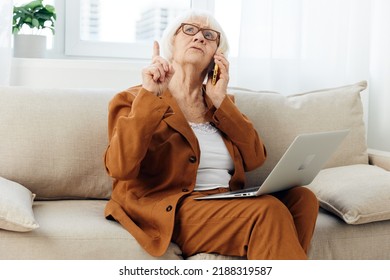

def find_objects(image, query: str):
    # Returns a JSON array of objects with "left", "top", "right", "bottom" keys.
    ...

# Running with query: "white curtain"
[
  {"left": 219, "top": 0, "right": 370, "bottom": 93},
  {"left": 0, "top": 0, "right": 13, "bottom": 86},
  {"left": 216, "top": 0, "right": 390, "bottom": 151},
  {"left": 367, "top": 0, "right": 390, "bottom": 151}
]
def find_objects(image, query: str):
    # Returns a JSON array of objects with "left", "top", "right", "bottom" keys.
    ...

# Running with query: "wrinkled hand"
[
  {"left": 142, "top": 41, "right": 175, "bottom": 95},
  {"left": 205, "top": 50, "right": 230, "bottom": 108}
]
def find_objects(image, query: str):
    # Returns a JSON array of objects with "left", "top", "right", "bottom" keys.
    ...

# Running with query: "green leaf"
[
  {"left": 12, "top": 27, "right": 20, "bottom": 35},
  {"left": 45, "top": 5, "right": 55, "bottom": 13},
  {"left": 32, "top": 18, "right": 39, "bottom": 27},
  {"left": 25, "top": 0, "right": 43, "bottom": 10},
  {"left": 35, "top": 12, "right": 52, "bottom": 20}
]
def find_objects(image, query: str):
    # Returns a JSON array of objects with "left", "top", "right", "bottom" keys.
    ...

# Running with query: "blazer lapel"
[
  {"left": 203, "top": 92, "right": 236, "bottom": 164},
  {"left": 161, "top": 90, "right": 200, "bottom": 155}
]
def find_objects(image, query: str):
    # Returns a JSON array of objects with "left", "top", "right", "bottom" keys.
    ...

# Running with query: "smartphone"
[{"left": 211, "top": 63, "right": 219, "bottom": 85}]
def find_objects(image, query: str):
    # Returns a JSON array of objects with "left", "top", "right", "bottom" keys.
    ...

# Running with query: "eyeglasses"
[{"left": 176, "top": 23, "right": 220, "bottom": 45}]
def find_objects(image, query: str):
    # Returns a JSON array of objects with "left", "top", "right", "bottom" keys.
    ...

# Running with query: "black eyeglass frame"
[{"left": 175, "top": 23, "right": 221, "bottom": 46}]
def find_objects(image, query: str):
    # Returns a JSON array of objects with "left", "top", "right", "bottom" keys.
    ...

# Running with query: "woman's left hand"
[{"left": 205, "top": 50, "right": 230, "bottom": 108}]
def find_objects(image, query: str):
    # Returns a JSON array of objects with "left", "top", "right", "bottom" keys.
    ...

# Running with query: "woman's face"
[{"left": 171, "top": 18, "right": 219, "bottom": 72}]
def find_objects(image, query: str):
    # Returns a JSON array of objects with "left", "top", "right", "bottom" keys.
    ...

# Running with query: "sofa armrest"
[{"left": 368, "top": 148, "right": 390, "bottom": 171}]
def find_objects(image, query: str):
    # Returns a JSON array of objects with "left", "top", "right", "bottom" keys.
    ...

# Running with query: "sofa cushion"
[
  {"left": 232, "top": 81, "right": 368, "bottom": 187},
  {"left": 0, "top": 200, "right": 182, "bottom": 259},
  {"left": 0, "top": 87, "right": 116, "bottom": 199},
  {"left": 308, "top": 164, "right": 390, "bottom": 224},
  {"left": 0, "top": 177, "right": 39, "bottom": 232}
]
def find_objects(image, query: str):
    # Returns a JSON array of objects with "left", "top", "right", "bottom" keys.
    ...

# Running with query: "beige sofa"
[{"left": 1, "top": 81, "right": 390, "bottom": 260}]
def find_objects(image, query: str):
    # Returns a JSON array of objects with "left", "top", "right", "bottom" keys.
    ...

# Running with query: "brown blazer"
[{"left": 104, "top": 85, "right": 267, "bottom": 257}]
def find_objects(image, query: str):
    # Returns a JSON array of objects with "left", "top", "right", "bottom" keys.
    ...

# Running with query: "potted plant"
[{"left": 13, "top": 0, "right": 56, "bottom": 58}]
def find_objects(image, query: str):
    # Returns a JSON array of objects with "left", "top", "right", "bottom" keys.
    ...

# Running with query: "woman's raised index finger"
[{"left": 153, "top": 41, "right": 160, "bottom": 58}]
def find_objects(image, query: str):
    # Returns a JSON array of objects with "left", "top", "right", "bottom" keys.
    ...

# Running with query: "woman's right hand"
[{"left": 142, "top": 41, "right": 175, "bottom": 95}]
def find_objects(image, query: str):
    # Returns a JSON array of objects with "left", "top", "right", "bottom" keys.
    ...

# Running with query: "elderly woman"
[{"left": 104, "top": 10, "right": 318, "bottom": 260}]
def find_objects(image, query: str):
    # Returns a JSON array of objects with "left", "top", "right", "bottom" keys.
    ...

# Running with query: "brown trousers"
[{"left": 172, "top": 186, "right": 319, "bottom": 260}]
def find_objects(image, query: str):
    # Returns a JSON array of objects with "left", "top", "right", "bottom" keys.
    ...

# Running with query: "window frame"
[{"left": 64, "top": 0, "right": 215, "bottom": 59}]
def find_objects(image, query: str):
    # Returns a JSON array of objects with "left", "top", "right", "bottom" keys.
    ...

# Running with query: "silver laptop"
[{"left": 195, "top": 129, "right": 349, "bottom": 200}]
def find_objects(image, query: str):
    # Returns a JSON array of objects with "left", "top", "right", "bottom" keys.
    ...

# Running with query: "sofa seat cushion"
[
  {"left": 308, "top": 164, "right": 390, "bottom": 224},
  {"left": 0, "top": 200, "right": 182, "bottom": 260},
  {"left": 187, "top": 209, "right": 390, "bottom": 260},
  {"left": 308, "top": 209, "right": 390, "bottom": 259}
]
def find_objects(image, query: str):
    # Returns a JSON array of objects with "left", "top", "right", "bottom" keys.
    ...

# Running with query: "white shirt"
[{"left": 190, "top": 122, "right": 234, "bottom": 191}]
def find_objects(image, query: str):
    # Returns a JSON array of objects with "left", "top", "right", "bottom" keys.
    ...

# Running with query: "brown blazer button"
[
  {"left": 166, "top": 205, "right": 173, "bottom": 212},
  {"left": 189, "top": 156, "right": 197, "bottom": 163},
  {"left": 182, "top": 188, "right": 189, "bottom": 192}
]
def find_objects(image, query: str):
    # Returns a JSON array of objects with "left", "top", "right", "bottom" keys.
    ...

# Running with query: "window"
[
  {"left": 64, "top": 0, "right": 225, "bottom": 59},
  {"left": 14, "top": 0, "right": 242, "bottom": 60},
  {"left": 65, "top": 0, "right": 193, "bottom": 59}
]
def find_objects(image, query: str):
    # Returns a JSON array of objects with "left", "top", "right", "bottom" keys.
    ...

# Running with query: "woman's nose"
[{"left": 193, "top": 32, "right": 206, "bottom": 43}]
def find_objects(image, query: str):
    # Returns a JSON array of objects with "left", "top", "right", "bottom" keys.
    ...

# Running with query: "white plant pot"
[{"left": 13, "top": 34, "right": 47, "bottom": 58}]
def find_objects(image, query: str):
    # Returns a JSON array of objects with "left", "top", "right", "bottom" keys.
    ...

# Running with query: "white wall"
[
  {"left": 10, "top": 57, "right": 241, "bottom": 89},
  {"left": 10, "top": 58, "right": 147, "bottom": 90}
]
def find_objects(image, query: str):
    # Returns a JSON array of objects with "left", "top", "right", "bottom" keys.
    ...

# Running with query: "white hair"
[{"left": 160, "top": 9, "right": 229, "bottom": 62}]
